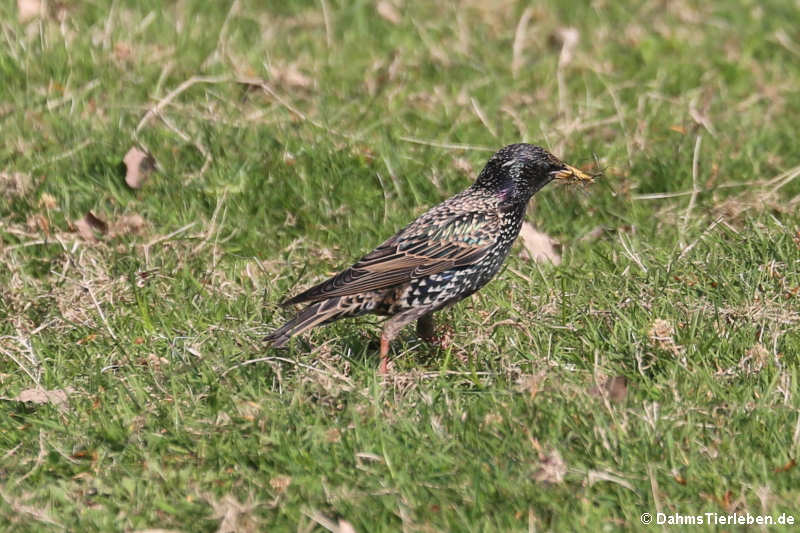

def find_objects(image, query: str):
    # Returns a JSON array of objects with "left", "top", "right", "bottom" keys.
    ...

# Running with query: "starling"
[{"left": 266, "top": 143, "right": 593, "bottom": 372}]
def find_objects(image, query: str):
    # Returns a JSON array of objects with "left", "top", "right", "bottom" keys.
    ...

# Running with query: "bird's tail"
[{"left": 264, "top": 297, "right": 347, "bottom": 348}]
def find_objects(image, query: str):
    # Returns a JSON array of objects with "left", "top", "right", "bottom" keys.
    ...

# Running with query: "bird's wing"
[{"left": 281, "top": 210, "right": 499, "bottom": 306}]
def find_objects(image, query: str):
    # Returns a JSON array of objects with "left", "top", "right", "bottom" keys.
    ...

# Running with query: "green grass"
[{"left": 1, "top": 0, "right": 800, "bottom": 531}]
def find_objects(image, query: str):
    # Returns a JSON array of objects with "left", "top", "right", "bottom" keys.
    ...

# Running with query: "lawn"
[{"left": 1, "top": 0, "right": 799, "bottom": 531}]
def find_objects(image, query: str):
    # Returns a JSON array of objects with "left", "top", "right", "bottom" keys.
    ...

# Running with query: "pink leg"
[
  {"left": 379, "top": 335, "right": 390, "bottom": 374},
  {"left": 379, "top": 307, "right": 433, "bottom": 373}
]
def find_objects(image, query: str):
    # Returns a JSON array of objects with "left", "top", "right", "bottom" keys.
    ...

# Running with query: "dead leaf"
[
  {"left": 744, "top": 343, "right": 770, "bottom": 373},
  {"left": 270, "top": 63, "right": 313, "bottom": 89},
  {"left": 39, "top": 193, "right": 57, "bottom": 209},
  {"left": 325, "top": 428, "right": 342, "bottom": 443},
  {"left": 74, "top": 211, "right": 108, "bottom": 241},
  {"left": 0, "top": 171, "right": 31, "bottom": 197},
  {"left": 376, "top": 1, "right": 402, "bottom": 24},
  {"left": 516, "top": 371, "right": 546, "bottom": 400},
  {"left": 207, "top": 493, "right": 258, "bottom": 533},
  {"left": 452, "top": 157, "right": 473, "bottom": 175},
  {"left": 532, "top": 448, "right": 566, "bottom": 484},
  {"left": 588, "top": 375, "right": 627, "bottom": 403},
  {"left": 606, "top": 375, "right": 628, "bottom": 402},
  {"left": 269, "top": 475, "right": 291, "bottom": 493},
  {"left": 519, "top": 222, "right": 561, "bottom": 265},
  {"left": 123, "top": 146, "right": 156, "bottom": 189},
  {"left": 774, "top": 458, "right": 796, "bottom": 473},
  {"left": 338, "top": 520, "right": 357, "bottom": 533},
  {"left": 110, "top": 213, "right": 146, "bottom": 237},
  {"left": 579, "top": 226, "right": 605, "bottom": 242},
  {"left": 26, "top": 213, "right": 49, "bottom": 235},
  {"left": 4, "top": 387, "right": 74, "bottom": 411},
  {"left": 649, "top": 318, "right": 685, "bottom": 357},
  {"left": 555, "top": 27, "right": 580, "bottom": 68},
  {"left": 17, "top": 0, "right": 44, "bottom": 22},
  {"left": 671, "top": 468, "right": 687, "bottom": 485}
]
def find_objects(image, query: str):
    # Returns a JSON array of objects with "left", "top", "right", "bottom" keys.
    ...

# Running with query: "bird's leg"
[
  {"left": 416, "top": 311, "right": 452, "bottom": 350},
  {"left": 416, "top": 312, "right": 436, "bottom": 341},
  {"left": 379, "top": 307, "right": 432, "bottom": 373},
  {"left": 379, "top": 334, "right": 390, "bottom": 374}
]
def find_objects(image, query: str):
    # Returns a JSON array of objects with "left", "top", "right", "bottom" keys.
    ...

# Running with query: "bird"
[{"left": 266, "top": 143, "right": 593, "bottom": 373}]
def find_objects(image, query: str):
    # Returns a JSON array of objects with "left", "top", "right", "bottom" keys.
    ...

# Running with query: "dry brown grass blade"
[{"left": 511, "top": 7, "right": 534, "bottom": 79}]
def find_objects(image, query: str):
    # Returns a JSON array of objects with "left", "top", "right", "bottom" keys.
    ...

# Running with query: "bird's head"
[{"left": 474, "top": 143, "right": 593, "bottom": 204}]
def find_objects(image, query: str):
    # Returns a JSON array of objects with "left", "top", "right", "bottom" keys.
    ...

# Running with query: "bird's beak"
[{"left": 551, "top": 163, "right": 594, "bottom": 183}]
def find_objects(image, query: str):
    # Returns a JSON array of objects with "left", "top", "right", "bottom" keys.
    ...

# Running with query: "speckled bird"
[{"left": 266, "top": 143, "right": 593, "bottom": 372}]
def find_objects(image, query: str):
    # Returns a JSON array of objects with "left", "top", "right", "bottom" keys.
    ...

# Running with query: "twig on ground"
[
  {"left": 396, "top": 136, "right": 494, "bottom": 151},
  {"left": 618, "top": 234, "right": 647, "bottom": 273},
  {"left": 221, "top": 355, "right": 341, "bottom": 379},
  {"left": 470, "top": 97, "right": 497, "bottom": 138},
  {"left": 30, "top": 138, "right": 94, "bottom": 171},
  {"left": 134, "top": 74, "right": 231, "bottom": 138},
  {"left": 45, "top": 80, "right": 100, "bottom": 111},
  {"left": 0, "top": 336, "right": 40, "bottom": 385},
  {"left": 83, "top": 283, "right": 117, "bottom": 341},
  {"left": 679, "top": 134, "right": 703, "bottom": 247},
  {"left": 0, "top": 487, "right": 64, "bottom": 529},
  {"left": 678, "top": 215, "right": 723, "bottom": 261},
  {"left": 159, "top": 113, "right": 213, "bottom": 178}
]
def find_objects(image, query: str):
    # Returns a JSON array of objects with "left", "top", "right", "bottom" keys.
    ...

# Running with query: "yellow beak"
[{"left": 552, "top": 163, "right": 594, "bottom": 183}]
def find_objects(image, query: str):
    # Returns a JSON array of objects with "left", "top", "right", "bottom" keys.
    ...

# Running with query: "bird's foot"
[
  {"left": 419, "top": 324, "right": 455, "bottom": 351},
  {"left": 379, "top": 335, "right": 391, "bottom": 374}
]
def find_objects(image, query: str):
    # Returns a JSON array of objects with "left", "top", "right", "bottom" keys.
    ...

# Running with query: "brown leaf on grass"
[
  {"left": 579, "top": 226, "right": 605, "bottom": 242},
  {"left": 717, "top": 343, "right": 772, "bottom": 378},
  {"left": 649, "top": 318, "right": 685, "bottom": 357},
  {"left": 532, "top": 448, "right": 566, "bottom": 484},
  {"left": 39, "top": 193, "right": 57, "bottom": 210},
  {"left": 110, "top": 213, "right": 147, "bottom": 237},
  {"left": 516, "top": 371, "right": 546, "bottom": 400},
  {"left": 376, "top": 1, "right": 402, "bottom": 24},
  {"left": 451, "top": 157, "right": 473, "bottom": 175},
  {"left": 17, "top": 0, "right": 44, "bottom": 22},
  {"left": 774, "top": 458, "right": 796, "bottom": 473},
  {"left": 4, "top": 387, "right": 74, "bottom": 411},
  {"left": 605, "top": 375, "right": 628, "bottom": 402},
  {"left": 588, "top": 375, "right": 628, "bottom": 403},
  {"left": 338, "top": 520, "right": 357, "bottom": 533},
  {"left": 555, "top": 27, "right": 580, "bottom": 68},
  {"left": 207, "top": 493, "right": 258, "bottom": 533},
  {"left": 0, "top": 171, "right": 31, "bottom": 197},
  {"left": 269, "top": 63, "right": 314, "bottom": 89},
  {"left": 519, "top": 222, "right": 561, "bottom": 265},
  {"left": 123, "top": 146, "right": 156, "bottom": 189},
  {"left": 74, "top": 211, "right": 108, "bottom": 241},
  {"left": 268, "top": 475, "right": 291, "bottom": 494},
  {"left": 26, "top": 213, "right": 49, "bottom": 235}
]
